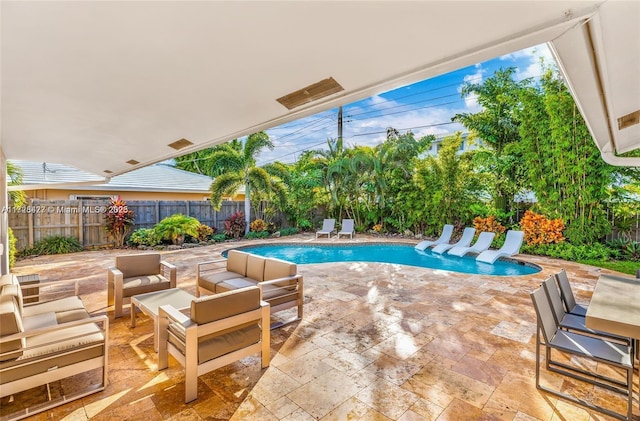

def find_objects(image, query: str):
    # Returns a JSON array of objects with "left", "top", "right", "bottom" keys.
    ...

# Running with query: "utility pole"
[{"left": 338, "top": 106, "right": 343, "bottom": 140}]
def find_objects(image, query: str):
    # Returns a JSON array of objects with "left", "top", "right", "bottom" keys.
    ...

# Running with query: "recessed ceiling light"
[
  {"left": 126, "top": 159, "right": 140, "bottom": 165},
  {"left": 618, "top": 110, "right": 640, "bottom": 130},
  {"left": 104, "top": 170, "right": 113, "bottom": 174},
  {"left": 277, "top": 77, "right": 344, "bottom": 110},
  {"left": 168, "top": 138, "right": 194, "bottom": 150}
]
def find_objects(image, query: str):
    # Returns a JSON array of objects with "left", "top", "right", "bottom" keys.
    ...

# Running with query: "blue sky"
[{"left": 256, "top": 43, "right": 553, "bottom": 166}]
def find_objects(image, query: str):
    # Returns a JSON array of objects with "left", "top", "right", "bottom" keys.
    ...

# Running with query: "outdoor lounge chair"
[
  {"left": 554, "top": 269, "right": 588, "bottom": 316},
  {"left": 530, "top": 286, "right": 634, "bottom": 420},
  {"left": 337, "top": 219, "right": 355, "bottom": 239},
  {"left": 157, "top": 286, "right": 270, "bottom": 403},
  {"left": 316, "top": 219, "right": 335, "bottom": 238},
  {"left": 415, "top": 224, "right": 454, "bottom": 251},
  {"left": 447, "top": 231, "right": 495, "bottom": 257},
  {"left": 475, "top": 230, "right": 524, "bottom": 264},
  {"left": 432, "top": 227, "right": 475, "bottom": 254}
]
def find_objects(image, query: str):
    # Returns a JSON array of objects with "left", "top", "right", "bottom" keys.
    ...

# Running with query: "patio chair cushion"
[
  {"left": 168, "top": 322, "right": 260, "bottom": 364},
  {"left": 264, "top": 258, "right": 297, "bottom": 285},
  {"left": 191, "top": 287, "right": 261, "bottom": 324},
  {"left": 0, "top": 295, "right": 24, "bottom": 361},
  {"left": 0, "top": 322, "right": 105, "bottom": 384},
  {"left": 116, "top": 254, "right": 161, "bottom": 278},
  {"left": 246, "top": 255, "right": 266, "bottom": 282},
  {"left": 226, "top": 250, "right": 248, "bottom": 276},
  {"left": 121, "top": 274, "right": 172, "bottom": 298},
  {"left": 215, "top": 278, "right": 257, "bottom": 293},
  {"left": 198, "top": 271, "right": 247, "bottom": 293},
  {"left": 22, "top": 296, "right": 89, "bottom": 323}
]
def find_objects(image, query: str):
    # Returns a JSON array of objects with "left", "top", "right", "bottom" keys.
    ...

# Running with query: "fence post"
[
  {"left": 186, "top": 200, "right": 190, "bottom": 217},
  {"left": 78, "top": 200, "right": 84, "bottom": 246},
  {"left": 27, "top": 211, "right": 34, "bottom": 249},
  {"left": 155, "top": 202, "right": 160, "bottom": 224}
]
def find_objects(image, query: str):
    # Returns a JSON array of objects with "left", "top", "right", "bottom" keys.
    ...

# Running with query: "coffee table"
[{"left": 131, "top": 288, "right": 196, "bottom": 352}]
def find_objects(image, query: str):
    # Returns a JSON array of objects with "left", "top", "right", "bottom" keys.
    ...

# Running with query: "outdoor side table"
[{"left": 131, "top": 288, "right": 196, "bottom": 352}]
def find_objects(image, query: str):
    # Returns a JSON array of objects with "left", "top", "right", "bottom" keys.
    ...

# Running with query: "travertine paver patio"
[{"left": 2, "top": 234, "right": 638, "bottom": 420}]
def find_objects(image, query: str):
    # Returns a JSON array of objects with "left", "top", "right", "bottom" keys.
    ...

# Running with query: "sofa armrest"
[
  {"left": 107, "top": 267, "right": 123, "bottom": 306},
  {"left": 196, "top": 258, "right": 227, "bottom": 275},
  {"left": 0, "top": 314, "right": 108, "bottom": 358},
  {"left": 160, "top": 261, "right": 177, "bottom": 288},
  {"left": 259, "top": 274, "right": 303, "bottom": 287},
  {"left": 20, "top": 277, "right": 84, "bottom": 304}
]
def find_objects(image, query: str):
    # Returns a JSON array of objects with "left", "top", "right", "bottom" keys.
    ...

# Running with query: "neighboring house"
[
  {"left": 424, "top": 132, "right": 484, "bottom": 157},
  {"left": 11, "top": 160, "right": 221, "bottom": 201}
]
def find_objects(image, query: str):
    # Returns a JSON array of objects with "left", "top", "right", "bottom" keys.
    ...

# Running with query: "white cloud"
[{"left": 458, "top": 64, "right": 484, "bottom": 111}]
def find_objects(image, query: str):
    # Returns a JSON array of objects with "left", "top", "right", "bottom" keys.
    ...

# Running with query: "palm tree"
[
  {"left": 7, "top": 161, "right": 27, "bottom": 207},
  {"left": 209, "top": 132, "right": 285, "bottom": 234}
]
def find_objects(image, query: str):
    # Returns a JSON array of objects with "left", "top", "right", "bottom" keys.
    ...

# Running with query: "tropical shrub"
[
  {"left": 128, "top": 228, "right": 161, "bottom": 247},
  {"left": 250, "top": 219, "right": 267, "bottom": 232},
  {"left": 211, "top": 233, "right": 227, "bottom": 242},
  {"left": 519, "top": 210, "right": 565, "bottom": 245},
  {"left": 155, "top": 214, "right": 200, "bottom": 245},
  {"left": 8, "top": 228, "right": 17, "bottom": 269},
  {"left": 245, "top": 231, "right": 269, "bottom": 239},
  {"left": 279, "top": 227, "right": 299, "bottom": 236},
  {"left": 224, "top": 211, "right": 246, "bottom": 239},
  {"left": 196, "top": 224, "right": 215, "bottom": 242},
  {"left": 521, "top": 241, "right": 612, "bottom": 261},
  {"left": 473, "top": 216, "right": 506, "bottom": 237},
  {"left": 21, "top": 236, "right": 83, "bottom": 256},
  {"left": 104, "top": 197, "right": 135, "bottom": 247}
]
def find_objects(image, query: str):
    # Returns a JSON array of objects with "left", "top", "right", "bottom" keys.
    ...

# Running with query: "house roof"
[
  {"left": 11, "top": 160, "right": 213, "bottom": 194},
  {"left": 1, "top": 1, "right": 638, "bottom": 174}
]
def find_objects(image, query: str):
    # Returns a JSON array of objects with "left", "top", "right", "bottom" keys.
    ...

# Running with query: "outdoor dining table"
[{"left": 585, "top": 272, "right": 640, "bottom": 409}]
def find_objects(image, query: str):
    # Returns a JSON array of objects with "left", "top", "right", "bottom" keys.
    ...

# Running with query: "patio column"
[{"left": 0, "top": 147, "right": 8, "bottom": 275}]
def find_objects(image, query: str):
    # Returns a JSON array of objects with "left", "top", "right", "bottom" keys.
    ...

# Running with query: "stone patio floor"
[{"left": 2, "top": 233, "right": 638, "bottom": 420}]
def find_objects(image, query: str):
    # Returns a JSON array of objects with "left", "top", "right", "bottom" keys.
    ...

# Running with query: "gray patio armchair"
[
  {"left": 157, "top": 286, "right": 270, "bottom": 403},
  {"left": 107, "top": 253, "right": 176, "bottom": 318},
  {"left": 554, "top": 269, "right": 588, "bottom": 316},
  {"left": 541, "top": 277, "right": 630, "bottom": 345},
  {"left": 530, "top": 286, "right": 634, "bottom": 420}
]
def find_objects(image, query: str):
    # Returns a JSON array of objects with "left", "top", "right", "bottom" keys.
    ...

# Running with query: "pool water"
[{"left": 230, "top": 243, "right": 540, "bottom": 276}]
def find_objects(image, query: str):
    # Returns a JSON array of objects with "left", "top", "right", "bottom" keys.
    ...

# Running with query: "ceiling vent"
[
  {"left": 168, "top": 138, "right": 194, "bottom": 150},
  {"left": 126, "top": 159, "right": 140, "bottom": 165},
  {"left": 617, "top": 110, "right": 640, "bottom": 130},
  {"left": 277, "top": 77, "right": 344, "bottom": 110},
  {"left": 103, "top": 169, "right": 113, "bottom": 174}
]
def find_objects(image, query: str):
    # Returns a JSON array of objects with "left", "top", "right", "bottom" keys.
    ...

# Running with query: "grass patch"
[{"left": 577, "top": 259, "right": 639, "bottom": 276}]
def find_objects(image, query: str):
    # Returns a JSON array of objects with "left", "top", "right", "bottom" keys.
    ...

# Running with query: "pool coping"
[{"left": 226, "top": 241, "right": 543, "bottom": 274}]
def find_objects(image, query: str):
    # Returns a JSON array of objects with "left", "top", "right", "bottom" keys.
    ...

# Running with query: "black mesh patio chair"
[
  {"left": 541, "top": 277, "right": 631, "bottom": 345},
  {"left": 554, "top": 269, "right": 588, "bottom": 316},
  {"left": 530, "top": 287, "right": 635, "bottom": 420}
]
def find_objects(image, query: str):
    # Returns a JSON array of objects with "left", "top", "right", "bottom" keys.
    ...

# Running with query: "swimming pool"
[{"left": 230, "top": 243, "right": 540, "bottom": 276}]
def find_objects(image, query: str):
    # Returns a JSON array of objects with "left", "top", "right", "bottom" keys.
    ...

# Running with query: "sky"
[{"left": 256, "top": 43, "right": 554, "bottom": 166}]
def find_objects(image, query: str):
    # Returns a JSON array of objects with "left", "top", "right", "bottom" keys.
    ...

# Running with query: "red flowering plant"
[
  {"left": 519, "top": 210, "right": 565, "bottom": 245},
  {"left": 104, "top": 197, "right": 135, "bottom": 247}
]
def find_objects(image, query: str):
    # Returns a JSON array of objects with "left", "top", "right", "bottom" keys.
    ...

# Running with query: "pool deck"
[{"left": 3, "top": 233, "right": 638, "bottom": 420}]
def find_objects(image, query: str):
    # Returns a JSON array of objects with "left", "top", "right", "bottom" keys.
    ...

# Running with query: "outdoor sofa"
[
  {"left": 0, "top": 274, "right": 108, "bottom": 421},
  {"left": 196, "top": 250, "right": 303, "bottom": 327}
]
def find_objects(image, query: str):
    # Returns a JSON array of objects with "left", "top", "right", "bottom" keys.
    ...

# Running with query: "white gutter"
[{"left": 7, "top": 177, "right": 111, "bottom": 191}]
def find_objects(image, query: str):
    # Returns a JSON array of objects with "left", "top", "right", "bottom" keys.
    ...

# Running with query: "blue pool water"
[{"left": 230, "top": 243, "right": 540, "bottom": 276}]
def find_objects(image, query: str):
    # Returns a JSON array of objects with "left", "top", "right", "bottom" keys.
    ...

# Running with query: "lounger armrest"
[{"left": 160, "top": 261, "right": 177, "bottom": 287}]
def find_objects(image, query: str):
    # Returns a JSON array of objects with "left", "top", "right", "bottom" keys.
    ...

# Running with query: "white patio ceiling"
[{"left": 1, "top": 1, "right": 638, "bottom": 179}]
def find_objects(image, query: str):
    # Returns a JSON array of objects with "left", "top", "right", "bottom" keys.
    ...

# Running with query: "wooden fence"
[{"left": 8, "top": 199, "right": 286, "bottom": 251}]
